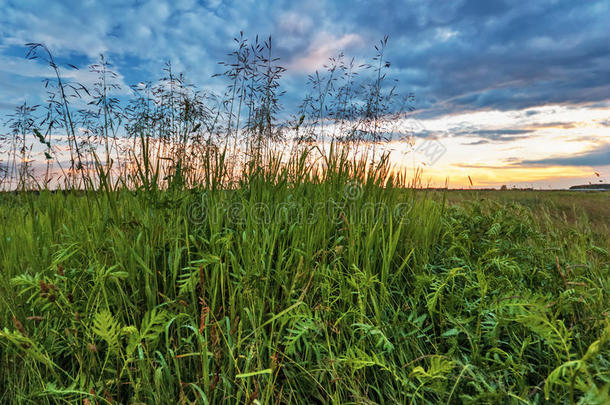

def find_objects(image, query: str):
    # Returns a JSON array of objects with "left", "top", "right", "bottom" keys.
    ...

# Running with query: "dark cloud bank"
[{"left": 1, "top": 0, "right": 609, "bottom": 115}]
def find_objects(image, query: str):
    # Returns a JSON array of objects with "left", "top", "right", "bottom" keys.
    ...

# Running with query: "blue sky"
[{"left": 1, "top": 0, "right": 609, "bottom": 187}]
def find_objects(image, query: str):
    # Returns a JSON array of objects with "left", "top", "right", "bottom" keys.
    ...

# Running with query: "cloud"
[
  {"left": 0, "top": 101, "right": 15, "bottom": 111},
  {"left": 382, "top": 1, "right": 610, "bottom": 115},
  {"left": 526, "top": 121, "right": 578, "bottom": 130},
  {"left": 521, "top": 143, "right": 610, "bottom": 167},
  {"left": 287, "top": 32, "right": 365, "bottom": 73},
  {"left": 453, "top": 128, "right": 536, "bottom": 142},
  {"left": 1, "top": 0, "right": 609, "bottom": 133},
  {"left": 461, "top": 140, "right": 489, "bottom": 145},
  {"left": 0, "top": 54, "right": 129, "bottom": 91}
]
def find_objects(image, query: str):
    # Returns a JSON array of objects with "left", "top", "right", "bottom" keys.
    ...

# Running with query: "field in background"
[{"left": 444, "top": 190, "right": 610, "bottom": 239}]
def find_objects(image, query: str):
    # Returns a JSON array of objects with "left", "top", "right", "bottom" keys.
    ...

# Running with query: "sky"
[{"left": 0, "top": 0, "right": 609, "bottom": 188}]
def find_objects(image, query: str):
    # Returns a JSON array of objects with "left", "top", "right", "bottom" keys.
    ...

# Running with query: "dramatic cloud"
[{"left": 1, "top": 0, "right": 608, "bottom": 115}]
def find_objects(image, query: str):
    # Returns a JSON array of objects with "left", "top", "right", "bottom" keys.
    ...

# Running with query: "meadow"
[{"left": 0, "top": 37, "right": 609, "bottom": 404}]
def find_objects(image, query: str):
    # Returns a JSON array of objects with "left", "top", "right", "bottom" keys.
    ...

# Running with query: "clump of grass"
[{"left": 1, "top": 33, "right": 414, "bottom": 192}]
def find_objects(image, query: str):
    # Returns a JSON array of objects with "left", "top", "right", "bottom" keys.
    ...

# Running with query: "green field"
[
  {"left": 1, "top": 180, "right": 608, "bottom": 404},
  {"left": 445, "top": 190, "right": 610, "bottom": 240}
]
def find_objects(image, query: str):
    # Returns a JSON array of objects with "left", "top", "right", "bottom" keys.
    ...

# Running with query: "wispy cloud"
[
  {"left": 521, "top": 143, "right": 610, "bottom": 167},
  {"left": 287, "top": 32, "right": 364, "bottom": 73}
]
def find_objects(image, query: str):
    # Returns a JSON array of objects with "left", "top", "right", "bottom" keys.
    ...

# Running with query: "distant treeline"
[{"left": 569, "top": 184, "right": 610, "bottom": 190}]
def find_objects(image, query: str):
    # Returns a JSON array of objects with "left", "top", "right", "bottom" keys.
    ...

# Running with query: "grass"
[
  {"left": 1, "top": 176, "right": 609, "bottom": 404},
  {"left": 443, "top": 190, "right": 610, "bottom": 243}
]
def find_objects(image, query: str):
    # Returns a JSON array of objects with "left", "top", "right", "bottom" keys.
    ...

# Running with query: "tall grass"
[
  {"left": 1, "top": 35, "right": 414, "bottom": 192},
  {"left": 0, "top": 36, "right": 609, "bottom": 404}
]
